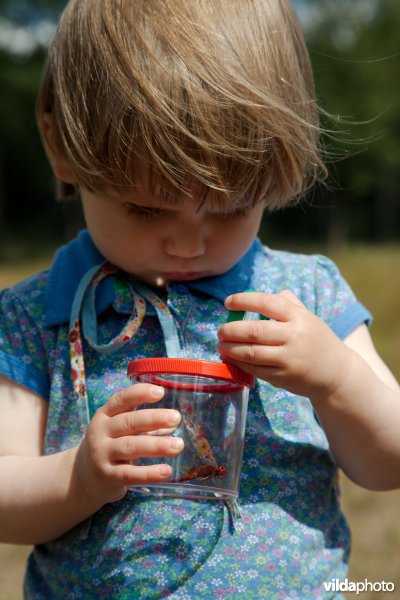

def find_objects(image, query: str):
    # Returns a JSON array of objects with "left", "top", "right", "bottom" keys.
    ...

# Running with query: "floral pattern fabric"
[{"left": 0, "top": 231, "right": 372, "bottom": 599}]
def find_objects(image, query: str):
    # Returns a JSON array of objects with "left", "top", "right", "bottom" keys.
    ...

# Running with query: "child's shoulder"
[
  {"left": 1, "top": 230, "right": 103, "bottom": 327},
  {"left": 0, "top": 269, "right": 50, "bottom": 323},
  {"left": 255, "top": 245, "right": 372, "bottom": 337},
  {"left": 258, "top": 245, "right": 341, "bottom": 285},
  {"left": 1, "top": 268, "right": 50, "bottom": 301}
]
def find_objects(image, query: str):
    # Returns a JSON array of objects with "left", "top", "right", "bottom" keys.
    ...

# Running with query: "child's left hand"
[{"left": 217, "top": 290, "right": 354, "bottom": 400}]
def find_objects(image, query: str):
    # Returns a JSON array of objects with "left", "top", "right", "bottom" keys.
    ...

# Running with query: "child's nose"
[{"left": 164, "top": 219, "right": 207, "bottom": 258}]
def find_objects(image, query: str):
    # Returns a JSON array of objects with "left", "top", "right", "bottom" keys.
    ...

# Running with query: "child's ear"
[{"left": 41, "top": 113, "right": 78, "bottom": 185}]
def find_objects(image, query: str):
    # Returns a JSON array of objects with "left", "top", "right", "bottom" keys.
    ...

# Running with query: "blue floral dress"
[{"left": 0, "top": 230, "right": 371, "bottom": 599}]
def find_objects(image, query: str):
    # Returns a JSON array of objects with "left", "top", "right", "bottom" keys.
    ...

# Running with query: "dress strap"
[
  {"left": 134, "top": 283, "right": 182, "bottom": 358},
  {"left": 69, "top": 263, "right": 182, "bottom": 433}
]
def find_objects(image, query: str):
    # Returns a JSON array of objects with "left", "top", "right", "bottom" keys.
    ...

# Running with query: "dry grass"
[
  {"left": 0, "top": 257, "right": 53, "bottom": 289},
  {"left": 342, "top": 478, "right": 400, "bottom": 598},
  {"left": 330, "top": 245, "right": 400, "bottom": 599},
  {"left": 332, "top": 245, "right": 400, "bottom": 380},
  {"left": 1, "top": 245, "right": 399, "bottom": 599},
  {"left": 0, "top": 545, "right": 31, "bottom": 600}
]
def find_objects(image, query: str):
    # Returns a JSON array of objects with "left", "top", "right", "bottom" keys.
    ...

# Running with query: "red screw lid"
[{"left": 127, "top": 357, "right": 254, "bottom": 388}]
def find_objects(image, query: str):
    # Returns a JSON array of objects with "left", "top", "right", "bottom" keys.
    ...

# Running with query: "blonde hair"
[{"left": 37, "top": 0, "right": 326, "bottom": 211}]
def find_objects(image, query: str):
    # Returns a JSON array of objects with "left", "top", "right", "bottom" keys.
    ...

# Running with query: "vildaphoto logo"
[{"left": 323, "top": 579, "right": 395, "bottom": 595}]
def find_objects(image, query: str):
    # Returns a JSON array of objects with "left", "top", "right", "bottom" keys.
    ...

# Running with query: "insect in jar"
[{"left": 169, "top": 464, "right": 227, "bottom": 483}]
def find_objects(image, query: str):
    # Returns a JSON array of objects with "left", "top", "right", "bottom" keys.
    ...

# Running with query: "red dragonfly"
[{"left": 169, "top": 464, "right": 227, "bottom": 483}]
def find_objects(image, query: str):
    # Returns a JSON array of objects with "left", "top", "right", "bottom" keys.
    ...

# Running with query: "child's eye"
[
  {"left": 124, "top": 203, "right": 164, "bottom": 219},
  {"left": 212, "top": 207, "right": 249, "bottom": 221}
]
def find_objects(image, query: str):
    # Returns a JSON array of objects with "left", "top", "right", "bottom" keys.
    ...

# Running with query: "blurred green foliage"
[
  {"left": 0, "top": 0, "right": 399, "bottom": 255},
  {"left": 304, "top": 0, "right": 400, "bottom": 242}
]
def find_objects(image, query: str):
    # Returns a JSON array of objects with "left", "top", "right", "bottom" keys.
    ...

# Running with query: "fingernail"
[
  {"left": 171, "top": 437, "right": 184, "bottom": 450},
  {"left": 167, "top": 410, "right": 180, "bottom": 425},
  {"left": 150, "top": 386, "right": 164, "bottom": 398},
  {"left": 160, "top": 464, "right": 172, "bottom": 477}
]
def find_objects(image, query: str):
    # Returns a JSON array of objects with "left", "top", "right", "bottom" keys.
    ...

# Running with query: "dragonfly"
[
  {"left": 169, "top": 464, "right": 227, "bottom": 483},
  {"left": 172, "top": 399, "right": 241, "bottom": 516}
]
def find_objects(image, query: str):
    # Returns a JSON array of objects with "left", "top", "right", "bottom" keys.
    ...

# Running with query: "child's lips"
[{"left": 162, "top": 271, "right": 207, "bottom": 281}]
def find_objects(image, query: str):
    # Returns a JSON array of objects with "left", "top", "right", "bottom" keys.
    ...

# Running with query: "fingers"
[
  {"left": 217, "top": 357, "right": 282, "bottom": 382},
  {"left": 108, "top": 408, "right": 181, "bottom": 438},
  {"left": 101, "top": 384, "right": 184, "bottom": 460},
  {"left": 78, "top": 384, "right": 187, "bottom": 500},
  {"left": 102, "top": 383, "right": 166, "bottom": 418},
  {"left": 108, "top": 434, "right": 184, "bottom": 462},
  {"left": 218, "top": 291, "right": 306, "bottom": 363},
  {"left": 218, "top": 339, "right": 284, "bottom": 369},
  {"left": 111, "top": 463, "right": 174, "bottom": 486},
  {"left": 218, "top": 317, "right": 284, "bottom": 346},
  {"left": 224, "top": 290, "right": 304, "bottom": 321}
]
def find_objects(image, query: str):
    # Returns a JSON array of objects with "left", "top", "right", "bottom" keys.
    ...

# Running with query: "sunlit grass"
[
  {"left": 0, "top": 256, "right": 53, "bottom": 289},
  {"left": 1, "top": 244, "right": 400, "bottom": 599},
  {"left": 331, "top": 245, "right": 400, "bottom": 380}
]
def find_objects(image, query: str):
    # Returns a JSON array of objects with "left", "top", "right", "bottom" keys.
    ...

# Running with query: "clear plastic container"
[{"left": 127, "top": 358, "right": 254, "bottom": 501}]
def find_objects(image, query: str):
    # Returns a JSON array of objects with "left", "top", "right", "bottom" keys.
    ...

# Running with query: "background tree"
[
  {"left": 305, "top": 0, "right": 399, "bottom": 244},
  {"left": 0, "top": 0, "right": 82, "bottom": 257}
]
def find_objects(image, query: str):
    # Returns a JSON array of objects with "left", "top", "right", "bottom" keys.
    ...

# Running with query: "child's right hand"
[{"left": 74, "top": 383, "right": 183, "bottom": 505}]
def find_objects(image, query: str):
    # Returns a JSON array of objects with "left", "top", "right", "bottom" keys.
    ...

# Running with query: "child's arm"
[
  {"left": 217, "top": 291, "right": 400, "bottom": 491},
  {"left": 0, "top": 376, "right": 182, "bottom": 544}
]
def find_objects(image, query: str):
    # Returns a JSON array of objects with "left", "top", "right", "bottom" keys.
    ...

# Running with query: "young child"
[{"left": 1, "top": 1, "right": 399, "bottom": 598}]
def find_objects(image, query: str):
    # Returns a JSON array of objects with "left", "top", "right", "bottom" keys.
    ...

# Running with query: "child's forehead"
[{"left": 119, "top": 163, "right": 196, "bottom": 204}]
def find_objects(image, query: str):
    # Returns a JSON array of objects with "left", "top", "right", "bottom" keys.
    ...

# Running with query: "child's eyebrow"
[
  {"left": 124, "top": 200, "right": 247, "bottom": 216},
  {"left": 124, "top": 200, "right": 180, "bottom": 213}
]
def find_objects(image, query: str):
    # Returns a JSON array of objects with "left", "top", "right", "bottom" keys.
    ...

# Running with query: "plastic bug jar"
[{"left": 127, "top": 358, "right": 254, "bottom": 501}]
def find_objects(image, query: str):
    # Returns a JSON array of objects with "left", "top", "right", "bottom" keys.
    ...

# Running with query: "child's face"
[{"left": 80, "top": 185, "right": 264, "bottom": 286}]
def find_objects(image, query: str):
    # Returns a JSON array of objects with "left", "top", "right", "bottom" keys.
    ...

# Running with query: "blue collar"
[{"left": 45, "top": 229, "right": 263, "bottom": 326}]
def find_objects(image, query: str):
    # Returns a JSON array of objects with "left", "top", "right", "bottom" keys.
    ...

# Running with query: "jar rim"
[{"left": 127, "top": 358, "right": 254, "bottom": 388}]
